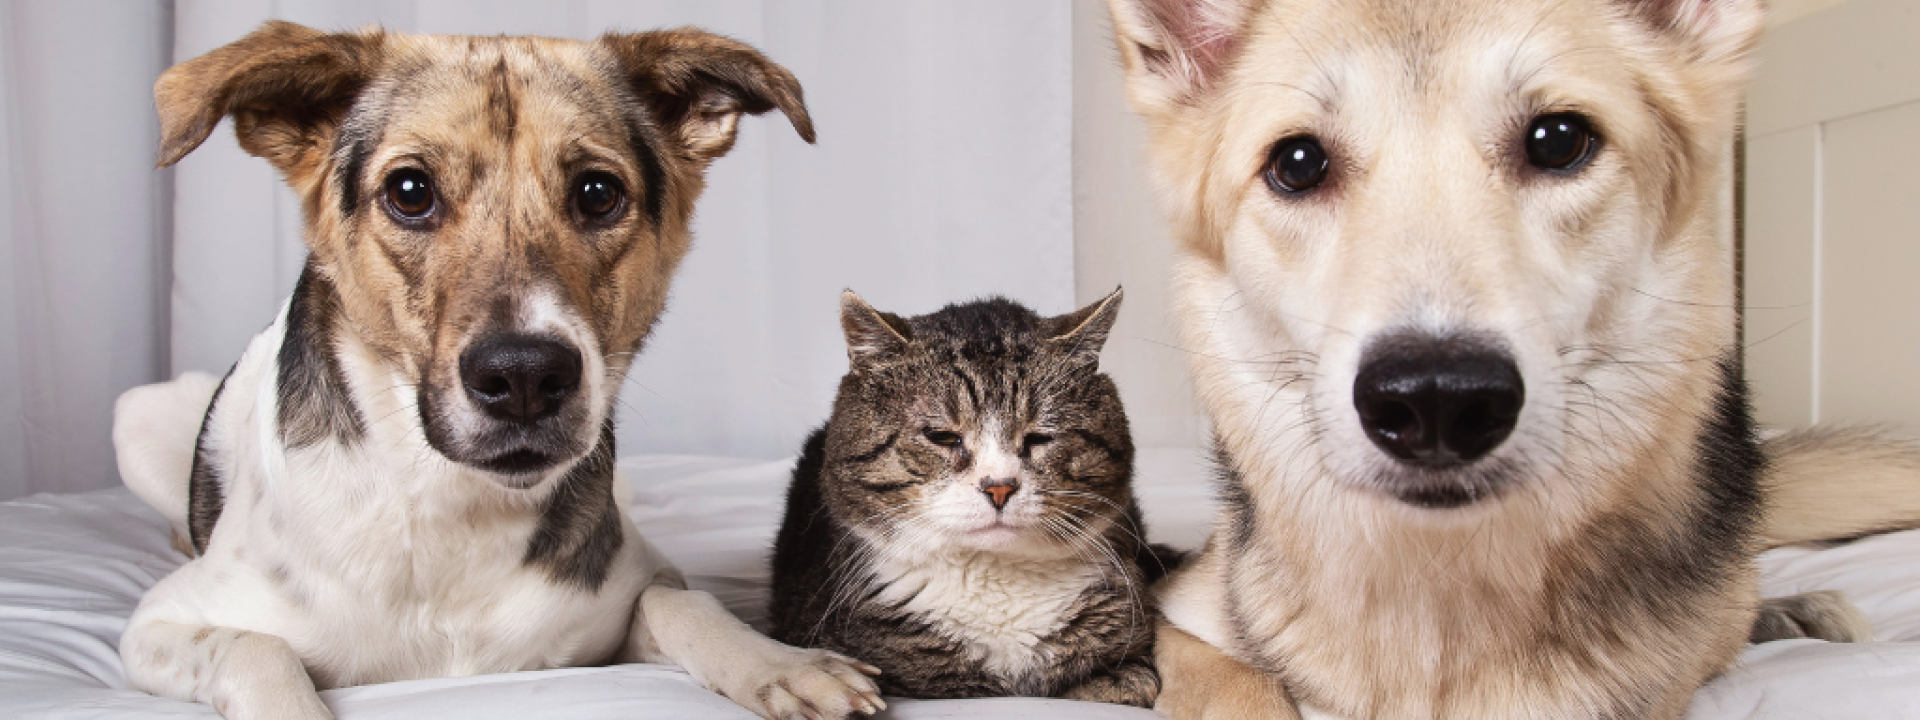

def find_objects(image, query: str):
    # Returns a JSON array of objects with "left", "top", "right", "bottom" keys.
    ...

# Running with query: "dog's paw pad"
[{"left": 734, "top": 648, "right": 885, "bottom": 720}]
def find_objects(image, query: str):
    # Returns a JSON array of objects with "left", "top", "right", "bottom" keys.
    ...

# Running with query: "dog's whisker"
[{"left": 1628, "top": 287, "right": 1812, "bottom": 312}]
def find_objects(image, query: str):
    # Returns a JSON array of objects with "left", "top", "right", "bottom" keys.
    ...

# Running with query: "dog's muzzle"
[
  {"left": 1353, "top": 332, "right": 1523, "bottom": 474},
  {"left": 444, "top": 333, "right": 588, "bottom": 477}
]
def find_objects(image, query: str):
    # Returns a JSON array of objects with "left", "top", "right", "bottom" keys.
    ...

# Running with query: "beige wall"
[
  {"left": 1744, "top": 0, "right": 1920, "bottom": 429},
  {"left": 1071, "top": 0, "right": 1207, "bottom": 452},
  {"left": 1768, "top": 0, "right": 1856, "bottom": 26}
]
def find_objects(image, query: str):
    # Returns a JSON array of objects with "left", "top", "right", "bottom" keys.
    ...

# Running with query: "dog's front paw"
[
  {"left": 1751, "top": 590, "right": 1875, "bottom": 643},
  {"left": 718, "top": 646, "right": 885, "bottom": 720}
]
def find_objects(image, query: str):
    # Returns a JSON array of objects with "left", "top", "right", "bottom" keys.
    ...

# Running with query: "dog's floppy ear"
[
  {"left": 1048, "top": 287, "right": 1123, "bottom": 366},
  {"left": 1106, "top": 0, "right": 1257, "bottom": 113},
  {"left": 155, "top": 21, "right": 383, "bottom": 173},
  {"left": 1622, "top": 0, "right": 1764, "bottom": 65},
  {"left": 840, "top": 290, "right": 912, "bottom": 370},
  {"left": 601, "top": 29, "right": 815, "bottom": 160}
]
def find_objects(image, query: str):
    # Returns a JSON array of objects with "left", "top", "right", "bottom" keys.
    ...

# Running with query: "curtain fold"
[{"left": 0, "top": 1, "right": 174, "bottom": 500}]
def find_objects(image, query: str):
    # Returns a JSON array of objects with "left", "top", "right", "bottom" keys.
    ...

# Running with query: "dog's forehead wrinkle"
[
  {"left": 1242, "top": 0, "right": 1627, "bottom": 134},
  {"left": 485, "top": 55, "right": 520, "bottom": 143},
  {"left": 371, "top": 50, "right": 623, "bottom": 163}
]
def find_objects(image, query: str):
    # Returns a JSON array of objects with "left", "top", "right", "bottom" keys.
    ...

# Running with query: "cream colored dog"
[
  {"left": 1101, "top": 0, "right": 1920, "bottom": 717},
  {"left": 113, "top": 22, "right": 882, "bottom": 720}
]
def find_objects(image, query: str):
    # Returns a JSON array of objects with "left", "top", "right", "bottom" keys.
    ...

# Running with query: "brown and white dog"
[
  {"left": 1100, "top": 0, "right": 1920, "bottom": 718},
  {"left": 111, "top": 22, "right": 882, "bottom": 720}
]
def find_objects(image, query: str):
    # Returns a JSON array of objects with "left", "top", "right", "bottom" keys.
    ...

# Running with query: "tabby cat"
[{"left": 768, "top": 288, "right": 1175, "bottom": 706}]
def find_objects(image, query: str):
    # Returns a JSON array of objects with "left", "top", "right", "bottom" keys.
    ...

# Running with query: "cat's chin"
[{"left": 957, "top": 523, "right": 1032, "bottom": 551}]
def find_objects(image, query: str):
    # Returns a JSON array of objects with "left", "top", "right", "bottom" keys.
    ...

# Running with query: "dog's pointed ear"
[
  {"left": 1048, "top": 287, "right": 1123, "bottom": 365},
  {"left": 601, "top": 29, "right": 815, "bottom": 160},
  {"left": 155, "top": 21, "right": 383, "bottom": 173},
  {"left": 1106, "top": 0, "right": 1257, "bottom": 114},
  {"left": 1622, "top": 0, "right": 1765, "bottom": 65},
  {"left": 840, "top": 290, "right": 912, "bottom": 370}
]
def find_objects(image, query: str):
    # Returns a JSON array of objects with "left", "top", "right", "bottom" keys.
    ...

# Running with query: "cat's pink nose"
[{"left": 980, "top": 478, "right": 1020, "bottom": 510}]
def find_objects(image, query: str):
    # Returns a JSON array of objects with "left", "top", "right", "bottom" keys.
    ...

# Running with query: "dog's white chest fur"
[
  {"left": 127, "top": 308, "right": 659, "bottom": 688},
  {"left": 869, "top": 549, "right": 1098, "bottom": 677},
  {"left": 228, "top": 476, "right": 637, "bottom": 684}
]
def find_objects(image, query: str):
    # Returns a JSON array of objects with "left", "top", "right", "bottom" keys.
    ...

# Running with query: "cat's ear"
[
  {"left": 840, "top": 290, "right": 912, "bottom": 369},
  {"left": 1048, "top": 287, "right": 1124, "bottom": 363}
]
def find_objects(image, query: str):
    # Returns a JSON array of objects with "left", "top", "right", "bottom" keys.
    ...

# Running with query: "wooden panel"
[
  {"left": 1743, "top": 126, "right": 1819, "bottom": 429},
  {"left": 1818, "top": 100, "right": 1920, "bottom": 427},
  {"left": 1748, "top": 0, "right": 1920, "bottom": 137}
]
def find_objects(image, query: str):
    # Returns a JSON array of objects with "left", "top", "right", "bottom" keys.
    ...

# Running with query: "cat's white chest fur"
[{"left": 868, "top": 549, "right": 1101, "bottom": 677}]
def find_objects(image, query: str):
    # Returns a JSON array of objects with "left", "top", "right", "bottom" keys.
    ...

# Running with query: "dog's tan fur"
[
  {"left": 1102, "top": 0, "right": 1920, "bottom": 718},
  {"left": 1763, "top": 426, "right": 1920, "bottom": 547}
]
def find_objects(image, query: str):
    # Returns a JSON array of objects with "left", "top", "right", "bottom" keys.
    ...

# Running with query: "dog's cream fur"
[
  {"left": 1102, "top": 0, "right": 1920, "bottom": 718},
  {"left": 1763, "top": 426, "right": 1920, "bottom": 547},
  {"left": 114, "top": 23, "right": 881, "bottom": 720}
]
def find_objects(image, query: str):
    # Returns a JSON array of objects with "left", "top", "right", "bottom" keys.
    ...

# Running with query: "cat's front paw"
[
  {"left": 720, "top": 646, "right": 886, "bottom": 720},
  {"left": 1061, "top": 660, "right": 1160, "bottom": 707}
]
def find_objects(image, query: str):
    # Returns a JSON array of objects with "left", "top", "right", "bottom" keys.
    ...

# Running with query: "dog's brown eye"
[
  {"left": 573, "top": 172, "right": 625, "bottom": 221},
  {"left": 1266, "top": 136, "right": 1330, "bottom": 193},
  {"left": 925, "top": 430, "right": 963, "bottom": 448},
  {"left": 1525, "top": 113, "right": 1598, "bottom": 171},
  {"left": 383, "top": 169, "right": 435, "bottom": 222}
]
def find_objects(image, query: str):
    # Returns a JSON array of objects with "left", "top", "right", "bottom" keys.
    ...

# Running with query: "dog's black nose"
[
  {"left": 1353, "top": 335, "right": 1524, "bottom": 467},
  {"left": 460, "top": 335, "right": 583, "bottom": 424}
]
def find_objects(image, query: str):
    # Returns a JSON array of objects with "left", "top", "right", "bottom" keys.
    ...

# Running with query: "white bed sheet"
[{"left": 2, "top": 448, "right": 1917, "bottom": 719}]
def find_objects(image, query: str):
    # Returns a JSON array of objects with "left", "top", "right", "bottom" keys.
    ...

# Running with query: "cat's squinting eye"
[
  {"left": 924, "top": 430, "right": 963, "bottom": 448},
  {"left": 1023, "top": 433, "right": 1054, "bottom": 448}
]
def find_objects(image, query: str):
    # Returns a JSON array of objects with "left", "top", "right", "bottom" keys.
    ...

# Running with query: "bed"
[{"left": 3, "top": 448, "right": 1918, "bottom": 719}]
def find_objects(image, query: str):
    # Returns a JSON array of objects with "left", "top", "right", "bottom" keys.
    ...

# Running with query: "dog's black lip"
[
  {"left": 474, "top": 449, "right": 559, "bottom": 477},
  {"left": 1371, "top": 466, "right": 1511, "bottom": 510},
  {"left": 1391, "top": 485, "right": 1484, "bottom": 509}
]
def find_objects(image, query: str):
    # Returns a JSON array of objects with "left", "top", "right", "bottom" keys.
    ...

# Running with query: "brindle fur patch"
[
  {"left": 186, "top": 367, "right": 234, "bottom": 554},
  {"left": 523, "top": 420, "right": 626, "bottom": 591},
  {"left": 276, "top": 264, "right": 366, "bottom": 450}
]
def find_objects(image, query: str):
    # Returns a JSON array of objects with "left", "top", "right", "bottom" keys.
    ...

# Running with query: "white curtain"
[
  {"left": 0, "top": 1, "right": 174, "bottom": 501},
  {"left": 3, "top": 0, "right": 1163, "bottom": 500}
]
